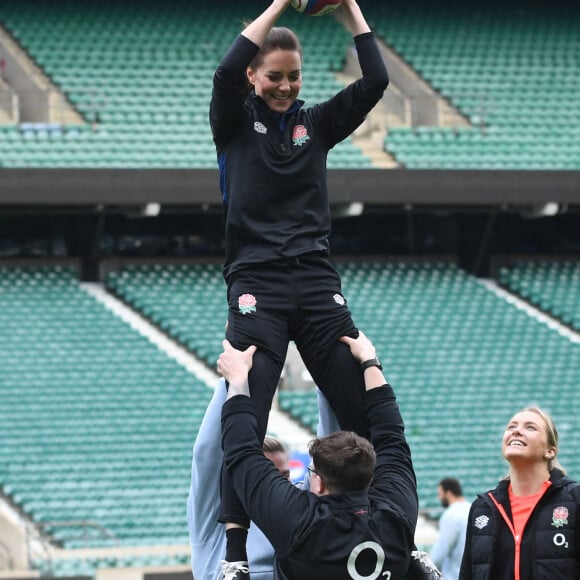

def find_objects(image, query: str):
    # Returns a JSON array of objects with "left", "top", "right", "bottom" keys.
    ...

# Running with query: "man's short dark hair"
[
  {"left": 439, "top": 477, "right": 463, "bottom": 497},
  {"left": 309, "top": 431, "right": 376, "bottom": 493}
]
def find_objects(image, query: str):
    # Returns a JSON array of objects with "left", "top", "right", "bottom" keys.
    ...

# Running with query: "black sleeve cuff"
[
  {"left": 222, "top": 393, "right": 255, "bottom": 420},
  {"left": 364, "top": 384, "right": 395, "bottom": 408},
  {"left": 354, "top": 31, "right": 376, "bottom": 46}
]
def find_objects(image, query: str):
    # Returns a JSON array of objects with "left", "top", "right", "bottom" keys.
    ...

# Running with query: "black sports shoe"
[
  {"left": 406, "top": 550, "right": 442, "bottom": 579},
  {"left": 220, "top": 560, "right": 250, "bottom": 580}
]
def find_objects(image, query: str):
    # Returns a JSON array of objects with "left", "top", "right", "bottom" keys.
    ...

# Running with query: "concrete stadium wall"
[{"left": 0, "top": 169, "right": 579, "bottom": 206}]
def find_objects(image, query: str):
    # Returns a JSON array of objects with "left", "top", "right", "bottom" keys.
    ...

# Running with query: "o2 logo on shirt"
[
  {"left": 347, "top": 542, "right": 391, "bottom": 580},
  {"left": 553, "top": 532, "right": 570, "bottom": 549},
  {"left": 292, "top": 124, "right": 310, "bottom": 146}
]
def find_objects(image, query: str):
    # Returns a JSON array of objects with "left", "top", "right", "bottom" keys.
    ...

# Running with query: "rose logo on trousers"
[{"left": 238, "top": 294, "right": 257, "bottom": 315}]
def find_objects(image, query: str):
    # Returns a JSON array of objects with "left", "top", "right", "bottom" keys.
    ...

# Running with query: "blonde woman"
[{"left": 460, "top": 406, "right": 580, "bottom": 579}]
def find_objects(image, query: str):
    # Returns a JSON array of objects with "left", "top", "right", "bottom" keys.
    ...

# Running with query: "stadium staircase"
[
  {"left": 499, "top": 260, "right": 580, "bottom": 332},
  {"left": 106, "top": 263, "right": 225, "bottom": 369},
  {"left": 0, "top": 24, "right": 83, "bottom": 127}
]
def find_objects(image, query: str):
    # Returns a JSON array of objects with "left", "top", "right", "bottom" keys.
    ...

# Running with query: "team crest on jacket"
[
  {"left": 552, "top": 506, "right": 569, "bottom": 528},
  {"left": 238, "top": 293, "right": 257, "bottom": 315},
  {"left": 474, "top": 515, "right": 489, "bottom": 530},
  {"left": 333, "top": 293, "right": 346, "bottom": 306},
  {"left": 292, "top": 124, "right": 310, "bottom": 146},
  {"left": 254, "top": 122, "right": 267, "bottom": 134}
]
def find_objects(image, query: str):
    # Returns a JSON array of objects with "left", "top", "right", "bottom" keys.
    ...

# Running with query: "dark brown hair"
[
  {"left": 439, "top": 477, "right": 463, "bottom": 497},
  {"left": 309, "top": 431, "right": 376, "bottom": 493},
  {"left": 249, "top": 26, "right": 303, "bottom": 71}
]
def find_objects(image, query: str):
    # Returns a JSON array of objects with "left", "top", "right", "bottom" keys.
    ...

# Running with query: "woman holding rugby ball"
[{"left": 210, "top": 2, "right": 389, "bottom": 576}]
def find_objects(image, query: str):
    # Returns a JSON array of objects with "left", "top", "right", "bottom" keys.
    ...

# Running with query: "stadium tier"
[
  {"left": 366, "top": 0, "right": 580, "bottom": 169},
  {"left": 1, "top": 1, "right": 577, "bottom": 169},
  {"left": 106, "top": 263, "right": 226, "bottom": 368},
  {"left": 0, "top": 0, "right": 371, "bottom": 168},
  {"left": 105, "top": 261, "right": 580, "bottom": 511},
  {"left": 499, "top": 260, "right": 580, "bottom": 332},
  {"left": 0, "top": 266, "right": 213, "bottom": 552},
  {"left": 281, "top": 260, "right": 580, "bottom": 508}
]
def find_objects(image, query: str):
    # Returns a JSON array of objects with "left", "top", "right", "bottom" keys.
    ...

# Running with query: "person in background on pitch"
[
  {"left": 187, "top": 378, "right": 338, "bottom": 580},
  {"left": 460, "top": 406, "right": 580, "bottom": 579},
  {"left": 429, "top": 477, "right": 470, "bottom": 580},
  {"left": 210, "top": 0, "right": 389, "bottom": 574},
  {"left": 218, "top": 331, "right": 418, "bottom": 579}
]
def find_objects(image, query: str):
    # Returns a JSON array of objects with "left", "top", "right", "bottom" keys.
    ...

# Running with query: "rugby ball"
[{"left": 290, "top": 0, "right": 343, "bottom": 16}]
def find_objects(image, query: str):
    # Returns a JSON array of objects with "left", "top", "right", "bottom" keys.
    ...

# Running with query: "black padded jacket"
[{"left": 460, "top": 469, "right": 580, "bottom": 580}]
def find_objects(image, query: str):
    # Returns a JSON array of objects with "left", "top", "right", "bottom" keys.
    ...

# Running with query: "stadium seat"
[
  {"left": 370, "top": 0, "right": 580, "bottom": 169},
  {"left": 0, "top": 0, "right": 371, "bottom": 169},
  {"left": 499, "top": 261, "right": 580, "bottom": 332},
  {"left": 0, "top": 265, "right": 212, "bottom": 550}
]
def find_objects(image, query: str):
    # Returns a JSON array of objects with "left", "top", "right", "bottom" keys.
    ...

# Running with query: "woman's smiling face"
[
  {"left": 502, "top": 410, "right": 555, "bottom": 465},
  {"left": 247, "top": 49, "right": 302, "bottom": 113}
]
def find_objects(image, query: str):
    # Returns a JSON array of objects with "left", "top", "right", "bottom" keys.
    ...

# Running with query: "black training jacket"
[
  {"left": 459, "top": 469, "right": 580, "bottom": 580},
  {"left": 221, "top": 386, "right": 418, "bottom": 579},
  {"left": 210, "top": 32, "right": 388, "bottom": 281}
]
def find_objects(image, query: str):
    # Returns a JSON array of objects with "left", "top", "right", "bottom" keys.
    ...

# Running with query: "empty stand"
[
  {"left": 2, "top": 259, "right": 579, "bottom": 573},
  {"left": 33, "top": 552, "right": 191, "bottom": 578},
  {"left": 0, "top": 0, "right": 371, "bottom": 168},
  {"left": 499, "top": 260, "right": 580, "bottom": 331},
  {"left": 0, "top": 265, "right": 212, "bottom": 550},
  {"left": 106, "top": 263, "right": 226, "bottom": 367},
  {"left": 1, "top": 1, "right": 578, "bottom": 169},
  {"left": 277, "top": 261, "right": 580, "bottom": 507},
  {"left": 367, "top": 0, "right": 580, "bottom": 169}
]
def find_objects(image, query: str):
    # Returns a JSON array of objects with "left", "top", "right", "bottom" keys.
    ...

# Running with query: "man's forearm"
[{"left": 363, "top": 366, "right": 387, "bottom": 391}]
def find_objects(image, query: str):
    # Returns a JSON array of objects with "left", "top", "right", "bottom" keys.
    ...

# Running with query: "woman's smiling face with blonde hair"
[{"left": 502, "top": 407, "right": 558, "bottom": 468}]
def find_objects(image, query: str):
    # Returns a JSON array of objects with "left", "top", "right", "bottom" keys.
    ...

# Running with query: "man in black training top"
[{"left": 217, "top": 331, "right": 418, "bottom": 580}]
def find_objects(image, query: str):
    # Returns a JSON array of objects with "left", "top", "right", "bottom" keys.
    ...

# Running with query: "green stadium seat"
[
  {"left": 0, "top": 0, "right": 371, "bottom": 169},
  {"left": 0, "top": 265, "right": 213, "bottom": 553},
  {"left": 371, "top": 0, "right": 580, "bottom": 169}
]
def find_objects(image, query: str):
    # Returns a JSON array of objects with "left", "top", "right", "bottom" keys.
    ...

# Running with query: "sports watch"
[{"left": 360, "top": 357, "right": 382, "bottom": 371}]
